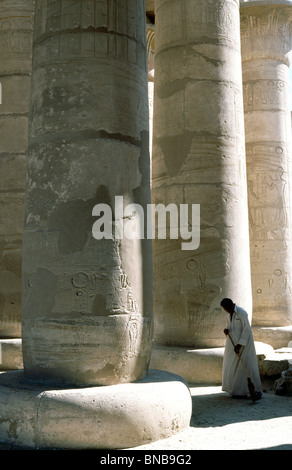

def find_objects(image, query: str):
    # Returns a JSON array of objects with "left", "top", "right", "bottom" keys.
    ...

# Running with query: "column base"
[
  {"left": 252, "top": 326, "right": 292, "bottom": 349},
  {"left": 0, "top": 339, "right": 23, "bottom": 371},
  {"left": 150, "top": 342, "right": 292, "bottom": 384},
  {"left": 0, "top": 369, "right": 192, "bottom": 449},
  {"left": 149, "top": 344, "right": 225, "bottom": 384}
]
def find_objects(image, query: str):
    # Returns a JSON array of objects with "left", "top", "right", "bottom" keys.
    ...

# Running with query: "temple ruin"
[{"left": 0, "top": 0, "right": 291, "bottom": 449}]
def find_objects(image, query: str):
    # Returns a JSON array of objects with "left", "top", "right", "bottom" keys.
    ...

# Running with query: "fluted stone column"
[
  {"left": 22, "top": 0, "right": 153, "bottom": 386},
  {"left": 241, "top": 1, "right": 292, "bottom": 346},
  {"left": 0, "top": 0, "right": 34, "bottom": 340},
  {"left": 152, "top": 0, "right": 252, "bottom": 349}
]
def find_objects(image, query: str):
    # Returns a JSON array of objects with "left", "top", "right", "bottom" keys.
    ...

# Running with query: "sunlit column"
[
  {"left": 241, "top": 1, "right": 292, "bottom": 331},
  {"left": 152, "top": 0, "right": 252, "bottom": 348}
]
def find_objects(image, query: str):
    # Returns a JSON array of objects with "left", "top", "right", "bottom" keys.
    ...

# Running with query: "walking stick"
[{"left": 227, "top": 333, "right": 258, "bottom": 403}]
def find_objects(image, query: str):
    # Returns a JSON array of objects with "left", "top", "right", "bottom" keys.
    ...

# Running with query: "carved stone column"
[
  {"left": 0, "top": 0, "right": 34, "bottom": 371},
  {"left": 146, "top": 19, "right": 155, "bottom": 161},
  {"left": 241, "top": 1, "right": 292, "bottom": 346},
  {"left": 0, "top": 2, "right": 192, "bottom": 449},
  {"left": 152, "top": 0, "right": 252, "bottom": 348},
  {"left": 22, "top": 0, "right": 153, "bottom": 387},
  {"left": 0, "top": 0, "right": 34, "bottom": 340}
]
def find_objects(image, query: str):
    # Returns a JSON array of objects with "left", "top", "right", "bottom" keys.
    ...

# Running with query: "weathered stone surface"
[
  {"left": 255, "top": 341, "right": 292, "bottom": 375},
  {"left": 152, "top": 0, "right": 252, "bottom": 348},
  {"left": 22, "top": 0, "right": 153, "bottom": 386},
  {"left": 241, "top": 1, "right": 292, "bottom": 332},
  {"left": 261, "top": 352, "right": 290, "bottom": 376},
  {"left": 149, "top": 342, "right": 292, "bottom": 384},
  {"left": 0, "top": 369, "right": 192, "bottom": 449},
  {"left": 0, "top": 339, "right": 22, "bottom": 370},
  {"left": 146, "top": 0, "right": 155, "bottom": 13},
  {"left": 253, "top": 325, "right": 292, "bottom": 349},
  {"left": 150, "top": 345, "right": 224, "bottom": 384},
  {"left": 274, "top": 367, "right": 292, "bottom": 395},
  {"left": 0, "top": 0, "right": 34, "bottom": 338}
]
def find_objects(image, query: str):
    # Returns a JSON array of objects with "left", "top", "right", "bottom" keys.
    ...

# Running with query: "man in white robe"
[{"left": 221, "top": 298, "right": 262, "bottom": 398}]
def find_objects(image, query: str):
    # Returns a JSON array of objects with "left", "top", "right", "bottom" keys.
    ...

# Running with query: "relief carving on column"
[
  {"left": 33, "top": 0, "right": 146, "bottom": 70},
  {"left": 241, "top": 6, "right": 292, "bottom": 63},
  {"left": 247, "top": 146, "right": 289, "bottom": 243},
  {"left": 153, "top": 0, "right": 252, "bottom": 347},
  {"left": 0, "top": 8, "right": 34, "bottom": 58},
  {"left": 0, "top": 0, "right": 35, "bottom": 339},
  {"left": 243, "top": 79, "right": 289, "bottom": 111},
  {"left": 146, "top": 20, "right": 155, "bottom": 78},
  {"left": 241, "top": 3, "right": 292, "bottom": 327},
  {"left": 185, "top": 0, "right": 240, "bottom": 44}
]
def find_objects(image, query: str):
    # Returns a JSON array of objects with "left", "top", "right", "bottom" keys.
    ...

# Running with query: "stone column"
[
  {"left": 0, "top": 3, "right": 192, "bottom": 449},
  {"left": 0, "top": 0, "right": 34, "bottom": 339},
  {"left": 146, "top": 19, "right": 155, "bottom": 161},
  {"left": 152, "top": 0, "right": 252, "bottom": 348},
  {"left": 0, "top": 0, "right": 34, "bottom": 370},
  {"left": 241, "top": 1, "right": 292, "bottom": 346},
  {"left": 22, "top": 0, "right": 153, "bottom": 386}
]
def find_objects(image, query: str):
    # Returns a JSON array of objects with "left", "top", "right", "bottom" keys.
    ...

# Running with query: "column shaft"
[
  {"left": 22, "top": 0, "right": 153, "bottom": 386},
  {"left": 152, "top": 0, "right": 252, "bottom": 348},
  {"left": 0, "top": 0, "right": 34, "bottom": 338},
  {"left": 241, "top": 2, "right": 292, "bottom": 327}
]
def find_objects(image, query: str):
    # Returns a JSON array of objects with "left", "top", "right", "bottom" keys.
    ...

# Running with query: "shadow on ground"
[{"left": 190, "top": 377, "right": 292, "bottom": 430}]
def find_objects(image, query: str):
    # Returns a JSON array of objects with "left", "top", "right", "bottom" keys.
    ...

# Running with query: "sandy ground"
[
  {"left": 0, "top": 378, "right": 291, "bottom": 452},
  {"left": 130, "top": 378, "right": 292, "bottom": 451}
]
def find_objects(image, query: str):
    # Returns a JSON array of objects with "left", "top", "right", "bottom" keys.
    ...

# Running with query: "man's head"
[{"left": 220, "top": 298, "right": 234, "bottom": 313}]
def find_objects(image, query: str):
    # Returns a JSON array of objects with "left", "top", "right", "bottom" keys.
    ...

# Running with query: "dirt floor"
[{"left": 130, "top": 377, "right": 292, "bottom": 451}]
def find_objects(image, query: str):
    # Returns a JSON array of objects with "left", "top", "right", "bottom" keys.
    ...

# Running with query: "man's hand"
[
  {"left": 223, "top": 328, "right": 229, "bottom": 336},
  {"left": 234, "top": 344, "right": 242, "bottom": 354}
]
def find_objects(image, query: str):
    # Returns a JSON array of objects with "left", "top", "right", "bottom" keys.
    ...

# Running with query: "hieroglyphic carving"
[
  {"left": 119, "top": 314, "right": 152, "bottom": 358},
  {"left": 153, "top": 0, "right": 252, "bottom": 346},
  {"left": 187, "top": 0, "right": 237, "bottom": 26},
  {"left": 185, "top": 258, "right": 222, "bottom": 338},
  {"left": 128, "top": 316, "right": 139, "bottom": 355},
  {"left": 242, "top": 3, "right": 292, "bottom": 326},
  {"left": 216, "top": 0, "right": 238, "bottom": 33},
  {"left": 186, "top": 259, "right": 206, "bottom": 290},
  {"left": 243, "top": 80, "right": 289, "bottom": 111},
  {"left": 120, "top": 271, "right": 139, "bottom": 313},
  {"left": 0, "top": 1, "right": 35, "bottom": 338},
  {"left": 268, "top": 269, "right": 292, "bottom": 297},
  {"left": 120, "top": 272, "right": 130, "bottom": 289},
  {"left": 25, "top": 267, "right": 140, "bottom": 316},
  {"left": 247, "top": 146, "right": 289, "bottom": 242},
  {"left": 146, "top": 22, "right": 155, "bottom": 76},
  {"left": 0, "top": 18, "right": 33, "bottom": 58},
  {"left": 185, "top": 0, "right": 239, "bottom": 43}
]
